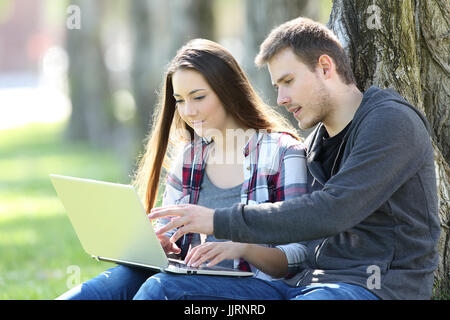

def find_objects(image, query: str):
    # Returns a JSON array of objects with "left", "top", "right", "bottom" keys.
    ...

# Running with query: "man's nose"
[{"left": 277, "top": 89, "right": 291, "bottom": 107}]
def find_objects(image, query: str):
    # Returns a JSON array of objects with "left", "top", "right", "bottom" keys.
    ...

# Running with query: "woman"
[{"left": 57, "top": 39, "right": 308, "bottom": 300}]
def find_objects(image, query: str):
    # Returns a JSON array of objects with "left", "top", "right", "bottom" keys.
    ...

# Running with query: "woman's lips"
[{"left": 191, "top": 120, "right": 205, "bottom": 126}]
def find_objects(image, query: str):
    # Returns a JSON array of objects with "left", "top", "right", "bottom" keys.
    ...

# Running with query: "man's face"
[{"left": 268, "top": 47, "right": 331, "bottom": 130}]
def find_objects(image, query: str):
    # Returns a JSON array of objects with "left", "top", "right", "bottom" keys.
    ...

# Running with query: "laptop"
[{"left": 49, "top": 174, "right": 253, "bottom": 277}]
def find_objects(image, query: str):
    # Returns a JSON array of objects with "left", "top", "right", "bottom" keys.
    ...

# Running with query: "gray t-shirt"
[{"left": 196, "top": 172, "right": 242, "bottom": 269}]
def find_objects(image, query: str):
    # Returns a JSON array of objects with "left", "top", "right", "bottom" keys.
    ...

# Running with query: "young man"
[{"left": 148, "top": 17, "right": 440, "bottom": 300}]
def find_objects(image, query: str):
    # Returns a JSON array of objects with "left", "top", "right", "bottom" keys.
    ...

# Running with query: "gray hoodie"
[{"left": 214, "top": 86, "right": 440, "bottom": 300}]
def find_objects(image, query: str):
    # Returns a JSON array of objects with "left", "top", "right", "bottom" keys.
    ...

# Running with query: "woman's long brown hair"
[{"left": 132, "top": 39, "right": 299, "bottom": 212}]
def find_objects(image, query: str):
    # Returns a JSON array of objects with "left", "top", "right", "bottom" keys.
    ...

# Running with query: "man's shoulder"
[
  {"left": 359, "top": 86, "right": 429, "bottom": 131},
  {"left": 358, "top": 102, "right": 429, "bottom": 138}
]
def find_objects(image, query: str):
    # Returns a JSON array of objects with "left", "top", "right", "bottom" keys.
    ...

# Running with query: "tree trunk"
[
  {"left": 65, "top": 0, "right": 117, "bottom": 147},
  {"left": 129, "top": 0, "right": 154, "bottom": 141},
  {"left": 328, "top": 0, "right": 449, "bottom": 298}
]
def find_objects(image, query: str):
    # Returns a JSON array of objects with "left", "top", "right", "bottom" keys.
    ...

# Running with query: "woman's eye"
[
  {"left": 175, "top": 100, "right": 184, "bottom": 104},
  {"left": 285, "top": 79, "right": 292, "bottom": 84},
  {"left": 194, "top": 96, "right": 205, "bottom": 101}
]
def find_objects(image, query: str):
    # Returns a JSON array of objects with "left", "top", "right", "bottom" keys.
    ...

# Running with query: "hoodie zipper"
[
  {"left": 315, "top": 238, "right": 328, "bottom": 266},
  {"left": 314, "top": 140, "right": 345, "bottom": 265},
  {"left": 330, "top": 138, "right": 346, "bottom": 178}
]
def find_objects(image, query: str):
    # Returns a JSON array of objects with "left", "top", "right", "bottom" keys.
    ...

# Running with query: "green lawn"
[{"left": 0, "top": 122, "right": 130, "bottom": 299}]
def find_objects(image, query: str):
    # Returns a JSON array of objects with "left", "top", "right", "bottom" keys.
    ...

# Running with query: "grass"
[{"left": 0, "top": 122, "right": 130, "bottom": 299}]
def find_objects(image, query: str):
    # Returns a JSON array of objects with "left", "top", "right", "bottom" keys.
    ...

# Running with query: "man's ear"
[{"left": 317, "top": 54, "right": 334, "bottom": 80}]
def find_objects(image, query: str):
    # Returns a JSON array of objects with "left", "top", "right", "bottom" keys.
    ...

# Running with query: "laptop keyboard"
[{"left": 168, "top": 258, "right": 237, "bottom": 272}]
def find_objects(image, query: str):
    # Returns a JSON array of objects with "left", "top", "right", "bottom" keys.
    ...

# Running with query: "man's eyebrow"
[
  {"left": 173, "top": 89, "right": 206, "bottom": 97},
  {"left": 273, "top": 73, "right": 292, "bottom": 86}
]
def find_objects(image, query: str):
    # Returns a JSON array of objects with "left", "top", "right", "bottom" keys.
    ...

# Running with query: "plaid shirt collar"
[{"left": 182, "top": 131, "right": 263, "bottom": 203}]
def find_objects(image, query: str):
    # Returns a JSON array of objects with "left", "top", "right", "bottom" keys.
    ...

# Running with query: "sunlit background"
[{"left": 0, "top": 0, "right": 332, "bottom": 299}]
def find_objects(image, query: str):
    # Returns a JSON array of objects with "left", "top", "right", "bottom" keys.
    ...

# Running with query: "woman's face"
[{"left": 172, "top": 69, "right": 239, "bottom": 137}]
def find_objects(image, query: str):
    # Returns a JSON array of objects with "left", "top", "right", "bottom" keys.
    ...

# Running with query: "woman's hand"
[
  {"left": 184, "top": 241, "right": 249, "bottom": 268},
  {"left": 157, "top": 234, "right": 181, "bottom": 255}
]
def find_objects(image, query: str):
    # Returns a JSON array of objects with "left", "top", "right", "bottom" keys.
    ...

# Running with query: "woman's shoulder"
[
  {"left": 171, "top": 138, "right": 208, "bottom": 173},
  {"left": 262, "top": 131, "right": 306, "bottom": 152}
]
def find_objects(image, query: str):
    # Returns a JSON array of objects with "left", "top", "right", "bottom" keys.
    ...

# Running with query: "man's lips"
[{"left": 288, "top": 107, "right": 302, "bottom": 117}]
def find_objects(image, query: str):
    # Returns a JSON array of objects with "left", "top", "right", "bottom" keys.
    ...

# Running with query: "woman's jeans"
[{"left": 57, "top": 265, "right": 379, "bottom": 300}]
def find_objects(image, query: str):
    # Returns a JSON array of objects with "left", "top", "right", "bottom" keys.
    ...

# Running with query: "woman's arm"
[
  {"left": 153, "top": 146, "right": 186, "bottom": 255},
  {"left": 184, "top": 241, "right": 289, "bottom": 278}
]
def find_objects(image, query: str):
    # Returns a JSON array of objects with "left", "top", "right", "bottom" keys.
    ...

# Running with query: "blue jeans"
[
  {"left": 133, "top": 272, "right": 379, "bottom": 300},
  {"left": 58, "top": 265, "right": 379, "bottom": 300},
  {"left": 57, "top": 265, "right": 155, "bottom": 300}
]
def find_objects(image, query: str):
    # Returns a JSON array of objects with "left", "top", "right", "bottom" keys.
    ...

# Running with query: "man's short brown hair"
[{"left": 255, "top": 17, "right": 356, "bottom": 85}]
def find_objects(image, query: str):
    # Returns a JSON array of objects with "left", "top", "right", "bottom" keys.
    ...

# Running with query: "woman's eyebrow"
[{"left": 173, "top": 88, "right": 206, "bottom": 97}]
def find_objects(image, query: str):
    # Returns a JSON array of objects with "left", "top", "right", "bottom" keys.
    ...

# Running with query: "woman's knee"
[{"left": 134, "top": 272, "right": 181, "bottom": 300}]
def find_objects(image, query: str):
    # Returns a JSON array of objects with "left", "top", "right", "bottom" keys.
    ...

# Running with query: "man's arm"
[{"left": 213, "top": 105, "right": 432, "bottom": 244}]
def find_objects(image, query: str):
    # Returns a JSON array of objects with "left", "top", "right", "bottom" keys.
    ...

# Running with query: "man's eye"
[{"left": 285, "top": 79, "right": 292, "bottom": 84}]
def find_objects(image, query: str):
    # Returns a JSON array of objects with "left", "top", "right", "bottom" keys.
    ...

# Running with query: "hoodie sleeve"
[{"left": 214, "top": 104, "right": 433, "bottom": 244}]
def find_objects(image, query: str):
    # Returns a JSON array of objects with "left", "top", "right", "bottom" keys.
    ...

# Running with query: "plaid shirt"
[{"left": 157, "top": 131, "right": 308, "bottom": 280}]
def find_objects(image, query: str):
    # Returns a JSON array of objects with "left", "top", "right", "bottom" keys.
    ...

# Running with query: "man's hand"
[{"left": 148, "top": 204, "right": 214, "bottom": 244}]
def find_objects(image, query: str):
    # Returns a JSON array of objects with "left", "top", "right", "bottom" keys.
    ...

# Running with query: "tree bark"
[{"left": 328, "top": 0, "right": 449, "bottom": 298}]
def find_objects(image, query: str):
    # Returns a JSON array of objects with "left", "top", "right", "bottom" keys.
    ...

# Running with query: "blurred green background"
[{"left": 0, "top": 0, "right": 332, "bottom": 299}]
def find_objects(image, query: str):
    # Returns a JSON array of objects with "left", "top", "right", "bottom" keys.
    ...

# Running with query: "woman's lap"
[
  {"left": 57, "top": 265, "right": 379, "bottom": 300},
  {"left": 57, "top": 265, "right": 155, "bottom": 300},
  {"left": 133, "top": 273, "right": 286, "bottom": 300}
]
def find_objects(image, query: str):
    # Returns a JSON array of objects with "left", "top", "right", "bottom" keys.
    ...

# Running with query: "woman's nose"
[{"left": 183, "top": 102, "right": 197, "bottom": 116}]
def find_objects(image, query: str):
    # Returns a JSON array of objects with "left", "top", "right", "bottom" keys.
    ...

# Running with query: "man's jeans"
[{"left": 57, "top": 265, "right": 379, "bottom": 300}]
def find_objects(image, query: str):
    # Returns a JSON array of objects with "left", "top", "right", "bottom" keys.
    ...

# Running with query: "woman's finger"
[
  {"left": 206, "top": 252, "right": 228, "bottom": 268},
  {"left": 184, "top": 245, "right": 201, "bottom": 265},
  {"left": 190, "top": 245, "right": 221, "bottom": 267},
  {"left": 186, "top": 243, "right": 213, "bottom": 266}
]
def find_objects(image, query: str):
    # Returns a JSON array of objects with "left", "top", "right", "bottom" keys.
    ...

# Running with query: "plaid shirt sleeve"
[
  {"left": 153, "top": 146, "right": 187, "bottom": 238},
  {"left": 273, "top": 142, "right": 309, "bottom": 278}
]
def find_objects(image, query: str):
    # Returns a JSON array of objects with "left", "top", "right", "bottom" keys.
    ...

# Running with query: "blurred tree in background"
[
  {"left": 64, "top": 0, "right": 330, "bottom": 170},
  {"left": 243, "top": 0, "right": 321, "bottom": 130},
  {"left": 65, "top": 0, "right": 117, "bottom": 147}
]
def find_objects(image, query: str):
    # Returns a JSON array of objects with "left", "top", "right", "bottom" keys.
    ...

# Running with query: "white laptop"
[{"left": 49, "top": 174, "right": 253, "bottom": 277}]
